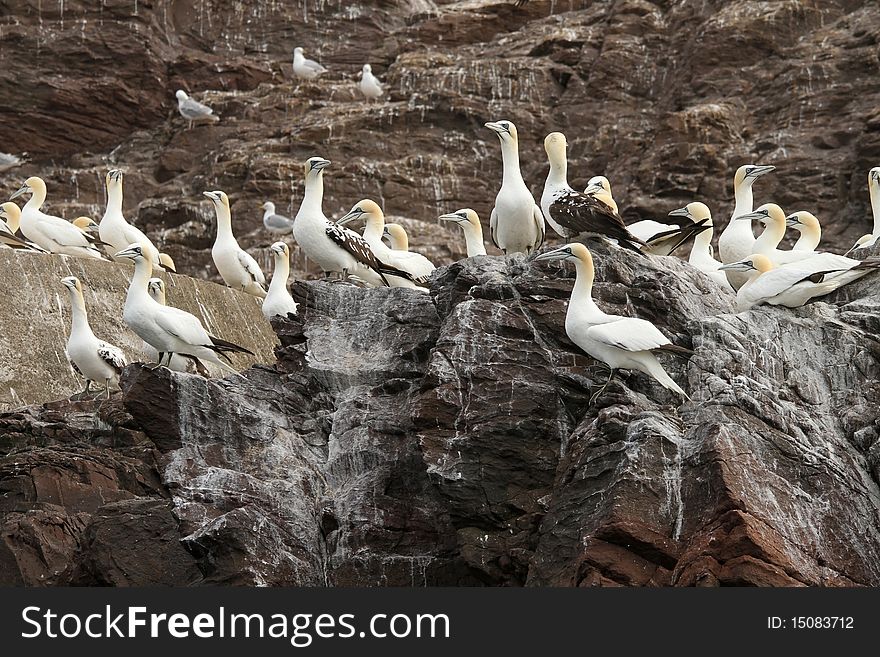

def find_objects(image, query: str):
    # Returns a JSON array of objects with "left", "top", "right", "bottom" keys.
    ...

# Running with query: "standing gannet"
[
  {"left": 263, "top": 242, "right": 299, "bottom": 320},
  {"left": 359, "top": 64, "right": 383, "bottom": 100},
  {"left": 61, "top": 276, "right": 127, "bottom": 399},
  {"left": 0, "top": 202, "right": 46, "bottom": 251},
  {"left": 383, "top": 224, "right": 409, "bottom": 251},
  {"left": 584, "top": 176, "right": 619, "bottom": 214},
  {"left": 669, "top": 202, "right": 734, "bottom": 292},
  {"left": 485, "top": 120, "right": 545, "bottom": 255},
  {"left": 786, "top": 211, "right": 821, "bottom": 252},
  {"left": 175, "top": 90, "right": 219, "bottom": 129},
  {"left": 144, "top": 278, "right": 197, "bottom": 373},
  {"left": 116, "top": 244, "right": 254, "bottom": 373},
  {"left": 293, "top": 47, "right": 327, "bottom": 80},
  {"left": 9, "top": 177, "right": 104, "bottom": 258},
  {"left": 541, "top": 133, "right": 643, "bottom": 252},
  {"left": 439, "top": 209, "right": 487, "bottom": 257},
  {"left": 204, "top": 190, "right": 267, "bottom": 298},
  {"left": 718, "top": 163, "right": 776, "bottom": 288},
  {"left": 845, "top": 167, "right": 880, "bottom": 255},
  {"left": 536, "top": 243, "right": 692, "bottom": 400},
  {"left": 98, "top": 170, "right": 163, "bottom": 269},
  {"left": 337, "top": 200, "right": 434, "bottom": 287},
  {"left": 261, "top": 201, "right": 295, "bottom": 234}
]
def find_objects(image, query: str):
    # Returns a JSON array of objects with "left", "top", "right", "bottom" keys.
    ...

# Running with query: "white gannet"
[
  {"left": 98, "top": 170, "right": 163, "bottom": 269},
  {"left": 337, "top": 199, "right": 434, "bottom": 288},
  {"left": 9, "top": 177, "right": 104, "bottom": 258},
  {"left": 439, "top": 208, "right": 487, "bottom": 257},
  {"left": 669, "top": 202, "right": 734, "bottom": 292},
  {"left": 292, "top": 157, "right": 413, "bottom": 286},
  {"left": 719, "top": 253, "right": 880, "bottom": 311},
  {"left": 383, "top": 223, "right": 409, "bottom": 251},
  {"left": 359, "top": 64, "right": 383, "bottom": 100},
  {"left": 72, "top": 216, "right": 100, "bottom": 235},
  {"left": 0, "top": 152, "right": 21, "bottom": 173},
  {"left": 116, "top": 244, "right": 254, "bottom": 373},
  {"left": 175, "top": 89, "right": 219, "bottom": 129},
  {"left": 536, "top": 243, "right": 692, "bottom": 400},
  {"left": 293, "top": 47, "right": 327, "bottom": 80},
  {"left": 158, "top": 252, "right": 176, "bottom": 273},
  {"left": 145, "top": 278, "right": 198, "bottom": 373},
  {"left": 786, "top": 211, "right": 821, "bottom": 252},
  {"left": 845, "top": 167, "right": 880, "bottom": 255},
  {"left": 261, "top": 201, "right": 295, "bottom": 234},
  {"left": 61, "top": 276, "right": 127, "bottom": 399},
  {"left": 541, "top": 133, "right": 643, "bottom": 252},
  {"left": 485, "top": 120, "right": 545, "bottom": 255},
  {"left": 718, "top": 163, "right": 776, "bottom": 288},
  {"left": 0, "top": 202, "right": 46, "bottom": 251},
  {"left": 584, "top": 176, "right": 619, "bottom": 214},
  {"left": 613, "top": 194, "right": 711, "bottom": 257},
  {"left": 204, "top": 190, "right": 267, "bottom": 298},
  {"left": 263, "top": 242, "right": 299, "bottom": 320}
]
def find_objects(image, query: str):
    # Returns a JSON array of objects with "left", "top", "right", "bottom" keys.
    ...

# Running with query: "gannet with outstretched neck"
[
  {"left": 359, "top": 64, "right": 383, "bottom": 100},
  {"left": 9, "top": 177, "right": 104, "bottom": 258},
  {"left": 261, "top": 201, "right": 295, "bottom": 234},
  {"left": 175, "top": 90, "right": 218, "bottom": 129},
  {"left": 485, "top": 120, "right": 545, "bottom": 254},
  {"left": 439, "top": 208, "right": 487, "bottom": 257},
  {"left": 535, "top": 243, "right": 692, "bottom": 399},
  {"left": 293, "top": 47, "right": 327, "bottom": 80},
  {"left": 337, "top": 200, "right": 434, "bottom": 288},
  {"left": 144, "top": 278, "right": 199, "bottom": 373},
  {"left": 0, "top": 202, "right": 45, "bottom": 251},
  {"left": 669, "top": 202, "right": 734, "bottom": 292},
  {"left": 204, "top": 190, "right": 267, "bottom": 298},
  {"left": 584, "top": 176, "right": 619, "bottom": 214},
  {"left": 116, "top": 244, "right": 254, "bottom": 373},
  {"left": 383, "top": 223, "right": 409, "bottom": 251},
  {"left": 263, "top": 242, "right": 299, "bottom": 320},
  {"left": 718, "top": 164, "right": 775, "bottom": 288},
  {"left": 98, "top": 170, "right": 163, "bottom": 269},
  {"left": 846, "top": 167, "right": 880, "bottom": 255},
  {"left": 61, "top": 276, "right": 127, "bottom": 399},
  {"left": 786, "top": 211, "right": 821, "bottom": 252},
  {"left": 541, "top": 133, "right": 643, "bottom": 253}
]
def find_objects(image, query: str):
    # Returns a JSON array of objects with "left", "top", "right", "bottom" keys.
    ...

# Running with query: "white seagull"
[
  {"left": 536, "top": 243, "right": 692, "bottom": 400},
  {"left": 439, "top": 208, "right": 487, "bottom": 257},
  {"left": 261, "top": 201, "right": 295, "bottom": 234},
  {"left": 485, "top": 120, "right": 545, "bottom": 255},
  {"left": 61, "top": 276, "right": 127, "bottom": 399},
  {"left": 98, "top": 170, "right": 163, "bottom": 269},
  {"left": 845, "top": 167, "right": 880, "bottom": 255},
  {"left": 359, "top": 64, "right": 383, "bottom": 100},
  {"left": 293, "top": 47, "right": 327, "bottom": 80},
  {"left": 175, "top": 89, "right": 219, "bottom": 129},
  {"left": 204, "top": 190, "right": 267, "bottom": 298},
  {"left": 263, "top": 242, "right": 299, "bottom": 320},
  {"left": 144, "top": 278, "right": 200, "bottom": 373},
  {"left": 669, "top": 202, "right": 734, "bottom": 292},
  {"left": 9, "top": 176, "right": 104, "bottom": 258},
  {"left": 0, "top": 202, "right": 46, "bottom": 251},
  {"left": 718, "top": 163, "right": 775, "bottom": 288}
]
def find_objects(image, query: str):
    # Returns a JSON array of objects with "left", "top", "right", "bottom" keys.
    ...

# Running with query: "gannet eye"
[
  {"left": 500, "top": 122, "right": 509, "bottom": 131},
  {"left": 458, "top": 212, "right": 467, "bottom": 219}
]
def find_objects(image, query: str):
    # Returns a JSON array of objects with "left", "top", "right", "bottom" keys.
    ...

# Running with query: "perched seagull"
[
  {"left": 291, "top": 157, "right": 413, "bottom": 286},
  {"left": 541, "top": 132, "right": 643, "bottom": 253},
  {"left": 359, "top": 64, "right": 383, "bottom": 100},
  {"left": 382, "top": 223, "right": 410, "bottom": 251},
  {"left": 145, "top": 278, "right": 203, "bottom": 374},
  {"left": 293, "top": 47, "right": 327, "bottom": 80},
  {"left": 0, "top": 152, "right": 21, "bottom": 173},
  {"left": 718, "top": 163, "right": 775, "bottom": 288},
  {"left": 204, "top": 190, "right": 267, "bottom": 298},
  {"left": 263, "top": 242, "right": 299, "bottom": 320},
  {"left": 158, "top": 253, "right": 177, "bottom": 273},
  {"left": 669, "top": 202, "right": 734, "bottom": 292},
  {"left": 9, "top": 176, "right": 104, "bottom": 258},
  {"left": 175, "top": 89, "right": 219, "bottom": 129},
  {"left": 584, "top": 176, "right": 619, "bottom": 214},
  {"left": 845, "top": 167, "right": 880, "bottom": 255},
  {"left": 261, "top": 201, "right": 295, "bottom": 234},
  {"left": 439, "top": 208, "right": 487, "bottom": 257},
  {"left": 0, "top": 202, "right": 46, "bottom": 251},
  {"left": 61, "top": 276, "right": 127, "bottom": 399},
  {"left": 536, "top": 243, "right": 692, "bottom": 400},
  {"left": 337, "top": 199, "right": 434, "bottom": 288},
  {"left": 786, "top": 211, "right": 821, "bottom": 252},
  {"left": 116, "top": 244, "right": 254, "bottom": 374},
  {"left": 98, "top": 170, "right": 163, "bottom": 269},
  {"left": 485, "top": 120, "right": 545, "bottom": 255}
]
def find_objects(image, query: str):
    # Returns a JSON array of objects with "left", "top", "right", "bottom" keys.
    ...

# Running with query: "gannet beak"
[
  {"left": 785, "top": 214, "right": 800, "bottom": 227},
  {"left": 382, "top": 226, "right": 391, "bottom": 236},
  {"left": 9, "top": 184, "right": 28, "bottom": 200},
  {"left": 202, "top": 191, "right": 219, "bottom": 202},
  {"left": 871, "top": 170, "right": 880, "bottom": 184},
  {"left": 718, "top": 260, "right": 753, "bottom": 272},
  {"left": 734, "top": 209, "right": 765, "bottom": 222},
  {"left": 535, "top": 246, "right": 571, "bottom": 262},
  {"left": 583, "top": 184, "right": 603, "bottom": 195},
  {"left": 336, "top": 209, "right": 362, "bottom": 226},
  {"left": 438, "top": 213, "right": 464, "bottom": 223},
  {"left": 484, "top": 121, "right": 508, "bottom": 135},
  {"left": 114, "top": 245, "right": 141, "bottom": 260},
  {"left": 668, "top": 207, "right": 691, "bottom": 219},
  {"left": 749, "top": 165, "right": 776, "bottom": 178},
  {"left": 310, "top": 159, "right": 331, "bottom": 171}
]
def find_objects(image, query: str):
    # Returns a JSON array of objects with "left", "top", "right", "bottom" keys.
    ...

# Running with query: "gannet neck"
[
  {"left": 870, "top": 175, "right": 880, "bottom": 235},
  {"left": 570, "top": 251, "right": 601, "bottom": 315},
  {"left": 752, "top": 218, "right": 785, "bottom": 254},
  {"left": 732, "top": 178, "right": 755, "bottom": 218},
  {"left": 363, "top": 212, "right": 385, "bottom": 242},
  {"left": 545, "top": 139, "right": 568, "bottom": 188},
  {"left": 499, "top": 137, "right": 526, "bottom": 187},
  {"left": 25, "top": 178, "right": 47, "bottom": 211},
  {"left": 106, "top": 180, "right": 123, "bottom": 214},
  {"left": 214, "top": 199, "right": 234, "bottom": 239},
  {"left": 793, "top": 222, "right": 820, "bottom": 251},
  {"left": 127, "top": 257, "right": 154, "bottom": 303},
  {"left": 690, "top": 225, "right": 714, "bottom": 263},
  {"left": 270, "top": 251, "right": 290, "bottom": 294},
  {"left": 302, "top": 171, "right": 324, "bottom": 212},
  {"left": 67, "top": 287, "right": 91, "bottom": 334},
  {"left": 463, "top": 223, "right": 486, "bottom": 256}
]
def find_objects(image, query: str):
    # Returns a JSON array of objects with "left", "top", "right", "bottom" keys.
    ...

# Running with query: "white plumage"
[
  {"left": 293, "top": 47, "right": 327, "bottom": 80},
  {"left": 205, "top": 190, "right": 267, "bottom": 298},
  {"left": 175, "top": 89, "right": 219, "bottom": 129},
  {"left": 358, "top": 64, "right": 383, "bottom": 100},
  {"left": 263, "top": 242, "right": 299, "bottom": 320},
  {"left": 845, "top": 167, "right": 880, "bottom": 255},
  {"left": 671, "top": 202, "right": 734, "bottom": 292},
  {"left": 261, "top": 201, "right": 295, "bottom": 234},
  {"left": 439, "top": 209, "right": 487, "bottom": 257},
  {"left": 98, "top": 169, "right": 163, "bottom": 269},
  {"left": 144, "top": 278, "right": 199, "bottom": 373}
]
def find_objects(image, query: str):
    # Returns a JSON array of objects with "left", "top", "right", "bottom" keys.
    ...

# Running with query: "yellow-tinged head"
[
  {"left": 304, "top": 156, "right": 331, "bottom": 178},
  {"left": 785, "top": 210, "right": 819, "bottom": 231},
  {"left": 158, "top": 252, "right": 176, "bottom": 272},
  {"left": 336, "top": 198, "right": 383, "bottom": 227},
  {"left": 203, "top": 190, "right": 230, "bottom": 210},
  {"left": 737, "top": 202, "right": 786, "bottom": 228},
  {"left": 0, "top": 202, "right": 22, "bottom": 231},
  {"left": 544, "top": 131, "right": 567, "bottom": 160},
  {"left": 718, "top": 253, "right": 773, "bottom": 275},
  {"left": 270, "top": 241, "right": 290, "bottom": 257},
  {"left": 869, "top": 166, "right": 880, "bottom": 186},
  {"left": 733, "top": 164, "right": 776, "bottom": 188},
  {"left": 73, "top": 216, "right": 98, "bottom": 230},
  {"left": 383, "top": 223, "right": 409, "bottom": 249},
  {"left": 669, "top": 201, "right": 712, "bottom": 224},
  {"left": 9, "top": 176, "right": 46, "bottom": 201},
  {"left": 535, "top": 242, "right": 592, "bottom": 265},
  {"left": 587, "top": 175, "right": 612, "bottom": 196},
  {"left": 60, "top": 276, "right": 83, "bottom": 295},
  {"left": 485, "top": 120, "right": 519, "bottom": 144},
  {"left": 105, "top": 169, "right": 123, "bottom": 187},
  {"left": 439, "top": 208, "right": 481, "bottom": 228}
]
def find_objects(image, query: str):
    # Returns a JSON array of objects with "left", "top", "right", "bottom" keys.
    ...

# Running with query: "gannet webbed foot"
[{"left": 589, "top": 367, "right": 615, "bottom": 406}]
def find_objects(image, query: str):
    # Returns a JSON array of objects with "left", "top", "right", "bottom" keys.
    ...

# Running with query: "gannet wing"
[
  {"left": 587, "top": 318, "right": 673, "bottom": 353},
  {"left": 1, "top": 222, "right": 43, "bottom": 250},
  {"left": 489, "top": 207, "right": 499, "bottom": 249},
  {"left": 97, "top": 342, "right": 127, "bottom": 374},
  {"left": 65, "top": 350, "right": 83, "bottom": 378},
  {"left": 549, "top": 191, "right": 645, "bottom": 250},
  {"left": 749, "top": 266, "right": 845, "bottom": 300},
  {"left": 154, "top": 305, "right": 212, "bottom": 346},
  {"left": 237, "top": 249, "right": 266, "bottom": 286},
  {"left": 37, "top": 213, "right": 94, "bottom": 249},
  {"left": 325, "top": 224, "right": 415, "bottom": 286}
]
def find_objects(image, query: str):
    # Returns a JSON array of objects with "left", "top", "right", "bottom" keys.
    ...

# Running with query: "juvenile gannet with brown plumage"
[
  {"left": 9, "top": 177, "right": 104, "bottom": 258},
  {"left": 786, "top": 211, "right": 821, "bottom": 252},
  {"left": 98, "top": 170, "right": 164, "bottom": 269},
  {"left": 383, "top": 223, "right": 410, "bottom": 251},
  {"left": 535, "top": 243, "right": 692, "bottom": 400},
  {"left": 144, "top": 278, "right": 197, "bottom": 373},
  {"left": 263, "top": 242, "right": 299, "bottom": 320},
  {"left": 439, "top": 208, "right": 487, "bottom": 257},
  {"left": 669, "top": 202, "right": 734, "bottom": 292},
  {"left": 204, "top": 190, "right": 267, "bottom": 298},
  {"left": 485, "top": 120, "right": 545, "bottom": 255},
  {"left": 61, "top": 276, "right": 127, "bottom": 399},
  {"left": 845, "top": 167, "right": 880, "bottom": 255},
  {"left": 541, "top": 133, "right": 644, "bottom": 253},
  {"left": 0, "top": 202, "right": 45, "bottom": 251}
]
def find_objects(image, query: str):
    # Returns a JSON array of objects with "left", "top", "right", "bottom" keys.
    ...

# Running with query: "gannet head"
[
  {"left": 0, "top": 202, "right": 19, "bottom": 221},
  {"left": 60, "top": 276, "right": 81, "bottom": 293},
  {"left": 203, "top": 190, "right": 230, "bottom": 210},
  {"left": 535, "top": 242, "right": 592, "bottom": 264},
  {"left": 383, "top": 223, "right": 408, "bottom": 245},
  {"left": 785, "top": 211, "right": 819, "bottom": 230},
  {"left": 270, "top": 241, "right": 289, "bottom": 257},
  {"left": 439, "top": 208, "right": 480, "bottom": 227},
  {"left": 72, "top": 216, "right": 99, "bottom": 232},
  {"left": 719, "top": 253, "right": 773, "bottom": 274},
  {"left": 486, "top": 120, "right": 518, "bottom": 144},
  {"left": 337, "top": 199, "right": 382, "bottom": 226},
  {"left": 736, "top": 202, "right": 784, "bottom": 227},
  {"left": 543, "top": 131, "right": 567, "bottom": 163},
  {"left": 158, "top": 252, "right": 176, "bottom": 273},
  {"left": 9, "top": 176, "right": 43, "bottom": 200},
  {"left": 870, "top": 167, "right": 880, "bottom": 186},
  {"left": 734, "top": 164, "right": 776, "bottom": 188},
  {"left": 175, "top": 90, "right": 188, "bottom": 101},
  {"left": 669, "top": 201, "right": 712, "bottom": 224},
  {"left": 147, "top": 278, "right": 165, "bottom": 297},
  {"left": 105, "top": 169, "right": 123, "bottom": 187},
  {"left": 115, "top": 243, "right": 146, "bottom": 261},
  {"left": 305, "top": 156, "right": 331, "bottom": 177},
  {"left": 587, "top": 175, "right": 612, "bottom": 195}
]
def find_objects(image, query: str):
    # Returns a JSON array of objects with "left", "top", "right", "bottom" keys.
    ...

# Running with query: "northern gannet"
[
  {"left": 61, "top": 276, "right": 127, "bottom": 399},
  {"left": 439, "top": 208, "right": 487, "bottom": 257},
  {"left": 145, "top": 278, "right": 198, "bottom": 373},
  {"left": 98, "top": 170, "right": 163, "bottom": 269},
  {"left": 584, "top": 176, "right": 619, "bottom": 214},
  {"left": 615, "top": 195, "right": 711, "bottom": 257},
  {"left": 359, "top": 64, "right": 383, "bottom": 100},
  {"left": 293, "top": 47, "right": 327, "bottom": 80},
  {"left": 383, "top": 223, "right": 409, "bottom": 251},
  {"left": 669, "top": 202, "right": 734, "bottom": 292},
  {"left": 291, "top": 157, "right": 412, "bottom": 286},
  {"left": 0, "top": 202, "right": 45, "bottom": 251},
  {"left": 175, "top": 90, "right": 219, "bottom": 129},
  {"left": 204, "top": 190, "right": 267, "bottom": 298},
  {"left": 261, "top": 201, "right": 295, "bottom": 234},
  {"left": 786, "top": 211, "right": 821, "bottom": 252},
  {"left": 541, "top": 132, "right": 643, "bottom": 253},
  {"left": 485, "top": 120, "right": 545, "bottom": 254},
  {"left": 158, "top": 253, "right": 176, "bottom": 273},
  {"left": 535, "top": 243, "right": 692, "bottom": 399},
  {"left": 73, "top": 216, "right": 100, "bottom": 235},
  {"left": 0, "top": 152, "right": 21, "bottom": 173},
  {"left": 845, "top": 167, "right": 880, "bottom": 255},
  {"left": 718, "top": 163, "right": 775, "bottom": 288},
  {"left": 337, "top": 199, "right": 434, "bottom": 287},
  {"left": 9, "top": 177, "right": 104, "bottom": 258},
  {"left": 263, "top": 242, "right": 299, "bottom": 320},
  {"left": 116, "top": 244, "right": 254, "bottom": 373}
]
